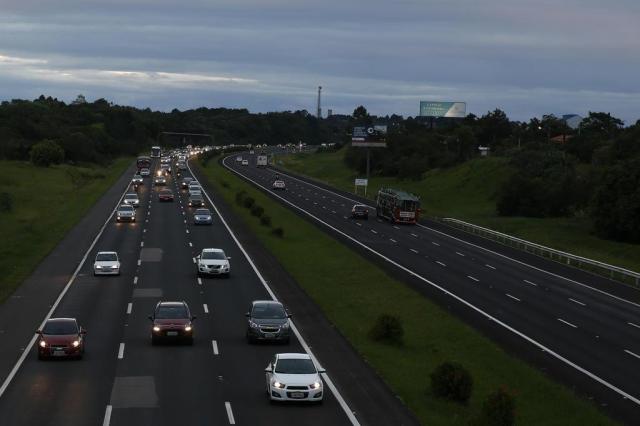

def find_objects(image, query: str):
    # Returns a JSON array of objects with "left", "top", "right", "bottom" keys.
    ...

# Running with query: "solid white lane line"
[
  {"left": 410, "top": 248, "right": 419, "bottom": 254},
  {"left": 436, "top": 261, "right": 446, "bottom": 267},
  {"left": 126, "top": 303, "right": 132, "bottom": 314},
  {"left": 197, "top": 278, "right": 202, "bottom": 285},
  {"left": 212, "top": 340, "right": 219, "bottom": 355},
  {"left": 558, "top": 318, "right": 578, "bottom": 328},
  {"left": 506, "top": 294, "right": 521, "bottom": 302},
  {"left": 370, "top": 229, "right": 378, "bottom": 234},
  {"left": 189, "top": 242, "right": 193, "bottom": 247},
  {"left": 628, "top": 322, "right": 640, "bottom": 330},
  {"left": 524, "top": 280, "right": 538, "bottom": 287},
  {"left": 389, "top": 238, "right": 397, "bottom": 243},
  {"left": 203, "top": 304, "right": 209, "bottom": 314},
  {"left": 468, "top": 275, "right": 479, "bottom": 282},
  {"left": 117, "top": 343, "right": 125, "bottom": 359},
  {"left": 456, "top": 252, "right": 465, "bottom": 257},
  {"left": 133, "top": 276, "right": 138, "bottom": 285},
  {"left": 102, "top": 405, "right": 113, "bottom": 426},
  {"left": 485, "top": 264, "right": 496, "bottom": 270},
  {"left": 625, "top": 349, "right": 640, "bottom": 360},
  {"left": 569, "top": 298, "right": 586, "bottom": 306},
  {"left": 432, "top": 241, "right": 440, "bottom": 246},
  {"left": 225, "top": 402, "right": 236, "bottom": 424}
]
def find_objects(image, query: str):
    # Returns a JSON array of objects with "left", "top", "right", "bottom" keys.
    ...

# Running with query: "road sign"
[{"left": 355, "top": 178, "right": 368, "bottom": 186}]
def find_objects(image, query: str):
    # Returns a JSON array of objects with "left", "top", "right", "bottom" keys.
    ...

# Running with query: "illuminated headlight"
[
  {"left": 310, "top": 381, "right": 321, "bottom": 390},
  {"left": 39, "top": 340, "right": 47, "bottom": 348},
  {"left": 95, "top": 265, "right": 103, "bottom": 269},
  {"left": 184, "top": 325, "right": 192, "bottom": 332},
  {"left": 272, "top": 381, "right": 285, "bottom": 389},
  {"left": 153, "top": 326, "right": 161, "bottom": 332},
  {"left": 72, "top": 340, "right": 80, "bottom": 348}
]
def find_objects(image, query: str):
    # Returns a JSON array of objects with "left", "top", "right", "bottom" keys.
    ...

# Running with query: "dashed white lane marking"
[
  {"left": 212, "top": 340, "right": 219, "bottom": 355},
  {"left": 389, "top": 238, "right": 397, "bottom": 243},
  {"left": 133, "top": 276, "right": 138, "bottom": 285},
  {"left": 182, "top": 212, "right": 186, "bottom": 215},
  {"left": 343, "top": 216, "right": 348, "bottom": 219},
  {"left": 331, "top": 210, "right": 336, "bottom": 214},
  {"left": 197, "top": 277, "right": 202, "bottom": 285},
  {"left": 410, "top": 233, "right": 418, "bottom": 237},
  {"left": 126, "top": 303, "right": 132, "bottom": 314},
  {"left": 356, "top": 223, "right": 362, "bottom": 226},
  {"left": 506, "top": 294, "right": 521, "bottom": 302},
  {"left": 485, "top": 264, "right": 496, "bottom": 270},
  {"left": 436, "top": 261, "right": 446, "bottom": 267},
  {"left": 313, "top": 202, "right": 318, "bottom": 205},
  {"left": 140, "top": 242, "right": 144, "bottom": 247},
  {"left": 456, "top": 252, "right": 465, "bottom": 257},
  {"left": 558, "top": 318, "right": 578, "bottom": 328},
  {"left": 628, "top": 322, "right": 640, "bottom": 330},
  {"left": 143, "top": 229, "right": 146, "bottom": 233},
  {"left": 102, "top": 405, "right": 112, "bottom": 426},
  {"left": 370, "top": 229, "right": 378, "bottom": 234},
  {"left": 117, "top": 343, "right": 125, "bottom": 359},
  {"left": 410, "top": 248, "right": 419, "bottom": 254},
  {"left": 137, "top": 259, "right": 141, "bottom": 266},
  {"left": 189, "top": 242, "right": 193, "bottom": 247},
  {"left": 186, "top": 229, "right": 190, "bottom": 234},
  {"left": 625, "top": 349, "right": 640, "bottom": 360},
  {"left": 322, "top": 206, "right": 327, "bottom": 209},
  {"left": 225, "top": 402, "right": 236, "bottom": 424},
  {"left": 184, "top": 220, "right": 187, "bottom": 224},
  {"left": 192, "top": 257, "right": 196, "bottom": 263},
  {"left": 467, "top": 275, "right": 479, "bottom": 282},
  {"left": 524, "top": 280, "right": 538, "bottom": 287},
  {"left": 203, "top": 304, "right": 209, "bottom": 314},
  {"left": 569, "top": 298, "right": 586, "bottom": 306},
  {"left": 432, "top": 241, "right": 440, "bottom": 246}
]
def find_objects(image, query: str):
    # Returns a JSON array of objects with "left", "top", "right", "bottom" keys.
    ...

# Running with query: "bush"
[
  {"left": 251, "top": 205, "right": 265, "bottom": 217},
  {"left": 0, "top": 192, "right": 12, "bottom": 213},
  {"left": 475, "top": 387, "right": 516, "bottom": 426},
  {"left": 220, "top": 180, "right": 230, "bottom": 188},
  {"left": 243, "top": 196, "right": 255, "bottom": 209},
  {"left": 430, "top": 362, "right": 473, "bottom": 403},
  {"left": 272, "top": 227, "right": 284, "bottom": 238},
  {"left": 235, "top": 190, "right": 247, "bottom": 206},
  {"left": 30, "top": 140, "right": 65, "bottom": 167},
  {"left": 368, "top": 314, "right": 404, "bottom": 346},
  {"left": 260, "top": 215, "right": 272, "bottom": 227}
]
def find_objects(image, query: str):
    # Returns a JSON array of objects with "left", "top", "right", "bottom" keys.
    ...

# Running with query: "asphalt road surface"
[
  {"left": 0, "top": 159, "right": 420, "bottom": 425},
  {"left": 225, "top": 149, "right": 640, "bottom": 423}
]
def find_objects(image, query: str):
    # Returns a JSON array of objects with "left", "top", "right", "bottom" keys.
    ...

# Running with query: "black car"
[
  {"left": 245, "top": 300, "right": 291, "bottom": 344},
  {"left": 188, "top": 194, "right": 204, "bottom": 207},
  {"left": 351, "top": 204, "right": 369, "bottom": 219},
  {"left": 181, "top": 177, "right": 194, "bottom": 189},
  {"left": 149, "top": 301, "right": 196, "bottom": 345}
]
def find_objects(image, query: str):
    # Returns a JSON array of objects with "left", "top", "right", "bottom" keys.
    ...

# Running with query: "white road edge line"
[
  {"left": 628, "top": 322, "right": 640, "bottom": 330},
  {"left": 117, "top": 343, "right": 125, "bottom": 359},
  {"left": 569, "top": 298, "right": 586, "bottom": 306},
  {"left": 506, "top": 294, "right": 521, "bottom": 302},
  {"left": 558, "top": 318, "right": 578, "bottom": 328},
  {"left": 102, "top": 405, "right": 112, "bottom": 426},
  {"left": 0, "top": 167, "right": 134, "bottom": 399},
  {"left": 222, "top": 156, "right": 640, "bottom": 407},
  {"left": 624, "top": 349, "right": 640, "bottom": 360},
  {"left": 192, "top": 160, "right": 361, "bottom": 425},
  {"left": 212, "top": 340, "right": 219, "bottom": 355},
  {"left": 225, "top": 401, "right": 236, "bottom": 425},
  {"left": 126, "top": 303, "right": 132, "bottom": 314}
]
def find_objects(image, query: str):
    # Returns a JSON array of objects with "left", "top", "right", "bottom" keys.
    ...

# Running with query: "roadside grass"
[
  {"left": 197, "top": 157, "right": 615, "bottom": 426},
  {"left": 277, "top": 148, "right": 640, "bottom": 273},
  {"left": 0, "top": 158, "right": 132, "bottom": 302}
]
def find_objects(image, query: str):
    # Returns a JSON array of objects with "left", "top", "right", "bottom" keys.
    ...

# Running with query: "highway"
[
  {"left": 0, "top": 158, "right": 418, "bottom": 425},
  {"left": 224, "top": 150, "right": 640, "bottom": 423}
]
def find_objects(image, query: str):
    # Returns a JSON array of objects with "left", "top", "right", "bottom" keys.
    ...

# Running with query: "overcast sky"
[{"left": 1, "top": 0, "right": 639, "bottom": 122}]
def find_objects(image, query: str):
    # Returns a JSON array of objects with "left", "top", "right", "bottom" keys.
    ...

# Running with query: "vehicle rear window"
[
  {"left": 275, "top": 358, "right": 316, "bottom": 374},
  {"left": 43, "top": 321, "right": 78, "bottom": 335},
  {"left": 155, "top": 305, "right": 188, "bottom": 319},
  {"left": 96, "top": 253, "right": 117, "bottom": 261}
]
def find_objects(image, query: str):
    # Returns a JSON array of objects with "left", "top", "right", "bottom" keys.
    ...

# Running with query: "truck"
[{"left": 256, "top": 154, "right": 268, "bottom": 167}]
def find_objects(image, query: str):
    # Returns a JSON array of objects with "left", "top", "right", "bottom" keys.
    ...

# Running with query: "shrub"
[
  {"left": 272, "top": 227, "right": 284, "bottom": 238},
  {"left": 475, "top": 387, "right": 516, "bottom": 426},
  {"left": 235, "top": 190, "right": 247, "bottom": 206},
  {"left": 368, "top": 314, "right": 404, "bottom": 346},
  {"left": 220, "top": 180, "right": 230, "bottom": 188},
  {"left": 430, "top": 362, "right": 473, "bottom": 403},
  {"left": 251, "top": 205, "right": 265, "bottom": 217},
  {"left": 243, "top": 196, "right": 255, "bottom": 209},
  {"left": 0, "top": 192, "right": 12, "bottom": 212},
  {"left": 260, "top": 215, "right": 272, "bottom": 227},
  {"left": 30, "top": 140, "right": 65, "bottom": 167}
]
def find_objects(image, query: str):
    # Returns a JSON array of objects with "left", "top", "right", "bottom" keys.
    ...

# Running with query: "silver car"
[
  {"left": 123, "top": 193, "right": 140, "bottom": 208},
  {"left": 116, "top": 205, "right": 136, "bottom": 222}
]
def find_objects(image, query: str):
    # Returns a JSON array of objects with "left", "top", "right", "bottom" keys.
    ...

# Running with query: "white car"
[
  {"left": 236, "top": 156, "right": 243, "bottom": 163},
  {"left": 196, "top": 248, "right": 230, "bottom": 277},
  {"left": 123, "top": 193, "right": 140, "bottom": 207},
  {"left": 139, "top": 168, "right": 150, "bottom": 177},
  {"left": 265, "top": 353, "right": 325, "bottom": 403},
  {"left": 273, "top": 180, "right": 286, "bottom": 190},
  {"left": 241, "top": 160, "right": 249, "bottom": 166},
  {"left": 93, "top": 251, "right": 120, "bottom": 276}
]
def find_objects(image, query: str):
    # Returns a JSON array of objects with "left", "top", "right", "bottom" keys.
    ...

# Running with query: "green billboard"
[{"left": 419, "top": 101, "right": 466, "bottom": 118}]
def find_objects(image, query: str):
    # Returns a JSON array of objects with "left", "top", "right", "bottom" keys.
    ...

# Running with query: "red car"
[
  {"left": 158, "top": 189, "right": 174, "bottom": 202},
  {"left": 149, "top": 301, "right": 196, "bottom": 345},
  {"left": 36, "top": 318, "right": 86, "bottom": 360}
]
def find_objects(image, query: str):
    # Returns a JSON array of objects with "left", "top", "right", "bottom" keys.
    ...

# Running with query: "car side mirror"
[
  {"left": 317, "top": 368, "right": 326, "bottom": 374},
  {"left": 191, "top": 316, "right": 197, "bottom": 321},
  {"left": 265, "top": 366, "right": 272, "bottom": 373},
  {"left": 81, "top": 329, "right": 87, "bottom": 335},
  {"left": 245, "top": 312, "right": 250, "bottom": 317},
  {"left": 148, "top": 315, "right": 154, "bottom": 321},
  {"left": 226, "top": 257, "right": 231, "bottom": 260}
]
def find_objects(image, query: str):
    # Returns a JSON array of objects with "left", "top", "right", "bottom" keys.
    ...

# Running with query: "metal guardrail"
[{"left": 440, "top": 218, "right": 640, "bottom": 287}]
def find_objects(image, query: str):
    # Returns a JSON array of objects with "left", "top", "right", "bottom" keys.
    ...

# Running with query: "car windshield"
[
  {"left": 252, "top": 304, "right": 286, "bottom": 319},
  {"left": 195, "top": 209, "right": 210, "bottom": 215},
  {"left": 125, "top": 194, "right": 137, "bottom": 200},
  {"left": 119, "top": 205, "right": 134, "bottom": 212},
  {"left": 134, "top": 174, "right": 142, "bottom": 178},
  {"left": 43, "top": 321, "right": 78, "bottom": 335},
  {"left": 191, "top": 195, "right": 203, "bottom": 201},
  {"left": 160, "top": 190, "right": 172, "bottom": 195},
  {"left": 202, "top": 251, "right": 225, "bottom": 260},
  {"left": 275, "top": 358, "right": 316, "bottom": 374},
  {"left": 155, "top": 305, "right": 188, "bottom": 319},
  {"left": 96, "top": 253, "right": 117, "bottom": 261},
  {"left": 354, "top": 205, "right": 367, "bottom": 211},
  {"left": 183, "top": 178, "right": 192, "bottom": 183}
]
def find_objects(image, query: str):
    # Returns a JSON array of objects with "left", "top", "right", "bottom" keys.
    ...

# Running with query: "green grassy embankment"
[
  {"left": 196, "top": 156, "right": 615, "bottom": 426},
  {"left": 0, "top": 158, "right": 132, "bottom": 302},
  {"left": 277, "top": 148, "right": 640, "bottom": 273}
]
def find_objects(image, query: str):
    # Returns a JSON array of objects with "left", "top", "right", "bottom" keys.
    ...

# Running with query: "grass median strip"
[
  {"left": 196, "top": 158, "right": 615, "bottom": 425},
  {"left": 0, "top": 158, "right": 132, "bottom": 302}
]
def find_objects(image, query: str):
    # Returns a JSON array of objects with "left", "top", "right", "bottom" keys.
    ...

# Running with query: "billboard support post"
[{"left": 366, "top": 148, "right": 371, "bottom": 181}]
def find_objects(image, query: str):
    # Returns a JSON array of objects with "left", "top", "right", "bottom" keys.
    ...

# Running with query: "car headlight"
[
  {"left": 153, "top": 326, "right": 160, "bottom": 332},
  {"left": 185, "top": 325, "right": 192, "bottom": 332},
  {"left": 249, "top": 321, "right": 259, "bottom": 329},
  {"left": 111, "top": 265, "right": 119, "bottom": 269},
  {"left": 310, "top": 381, "right": 321, "bottom": 390},
  {"left": 39, "top": 340, "right": 47, "bottom": 348},
  {"left": 281, "top": 322, "right": 290, "bottom": 329},
  {"left": 95, "top": 265, "right": 102, "bottom": 269},
  {"left": 272, "top": 381, "right": 285, "bottom": 389},
  {"left": 72, "top": 340, "right": 80, "bottom": 347}
]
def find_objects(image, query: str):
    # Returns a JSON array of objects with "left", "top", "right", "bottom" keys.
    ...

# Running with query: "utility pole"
[{"left": 316, "top": 86, "right": 322, "bottom": 119}]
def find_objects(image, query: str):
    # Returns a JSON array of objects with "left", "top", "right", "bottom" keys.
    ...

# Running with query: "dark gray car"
[
  {"left": 245, "top": 300, "right": 291, "bottom": 344},
  {"left": 188, "top": 194, "right": 204, "bottom": 207}
]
